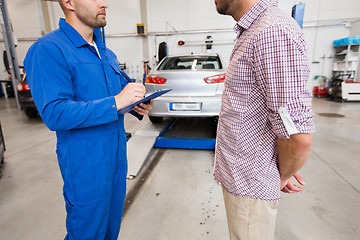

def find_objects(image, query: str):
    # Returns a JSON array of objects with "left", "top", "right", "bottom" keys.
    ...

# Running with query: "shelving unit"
[
  {"left": 332, "top": 44, "right": 360, "bottom": 82},
  {"left": 332, "top": 37, "right": 360, "bottom": 101}
]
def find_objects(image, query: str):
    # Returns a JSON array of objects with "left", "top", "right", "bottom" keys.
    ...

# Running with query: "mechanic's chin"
[{"left": 96, "top": 15, "right": 107, "bottom": 28}]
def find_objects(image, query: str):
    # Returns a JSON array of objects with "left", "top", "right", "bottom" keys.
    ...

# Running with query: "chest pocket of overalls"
[{"left": 109, "top": 63, "right": 125, "bottom": 94}]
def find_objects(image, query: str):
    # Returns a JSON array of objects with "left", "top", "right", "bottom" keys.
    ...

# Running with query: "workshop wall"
[
  {"left": 1, "top": 0, "right": 359, "bottom": 84},
  {"left": 295, "top": 0, "right": 357, "bottom": 85},
  {"left": 146, "top": 0, "right": 235, "bottom": 71},
  {"left": 350, "top": 20, "right": 360, "bottom": 36}
]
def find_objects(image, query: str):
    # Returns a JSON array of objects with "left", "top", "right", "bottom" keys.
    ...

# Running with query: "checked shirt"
[{"left": 214, "top": 0, "right": 315, "bottom": 201}]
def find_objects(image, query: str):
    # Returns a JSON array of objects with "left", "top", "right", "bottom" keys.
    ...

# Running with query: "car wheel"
[
  {"left": 24, "top": 108, "right": 38, "bottom": 119},
  {"left": 149, "top": 116, "right": 163, "bottom": 123}
]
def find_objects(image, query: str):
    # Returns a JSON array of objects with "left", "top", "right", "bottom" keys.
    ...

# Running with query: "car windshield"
[{"left": 158, "top": 56, "right": 222, "bottom": 70}]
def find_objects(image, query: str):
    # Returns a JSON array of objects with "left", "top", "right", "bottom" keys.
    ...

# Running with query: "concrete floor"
[{"left": 0, "top": 97, "right": 359, "bottom": 240}]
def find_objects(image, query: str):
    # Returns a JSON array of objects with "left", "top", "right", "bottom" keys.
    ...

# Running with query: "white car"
[{"left": 145, "top": 54, "right": 225, "bottom": 123}]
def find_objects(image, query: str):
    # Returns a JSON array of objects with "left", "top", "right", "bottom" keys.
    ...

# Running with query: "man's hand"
[
  {"left": 132, "top": 99, "right": 153, "bottom": 115},
  {"left": 277, "top": 134, "right": 312, "bottom": 194},
  {"left": 115, "top": 83, "right": 146, "bottom": 110},
  {"left": 281, "top": 172, "right": 306, "bottom": 194}
]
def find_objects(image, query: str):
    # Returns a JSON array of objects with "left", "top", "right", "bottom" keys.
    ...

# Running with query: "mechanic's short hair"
[{"left": 58, "top": 0, "right": 65, "bottom": 11}]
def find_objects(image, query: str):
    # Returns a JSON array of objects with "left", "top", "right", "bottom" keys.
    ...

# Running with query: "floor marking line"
[{"left": 122, "top": 149, "right": 166, "bottom": 219}]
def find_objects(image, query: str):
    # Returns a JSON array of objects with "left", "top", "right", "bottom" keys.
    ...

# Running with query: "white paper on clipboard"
[{"left": 118, "top": 89, "right": 172, "bottom": 114}]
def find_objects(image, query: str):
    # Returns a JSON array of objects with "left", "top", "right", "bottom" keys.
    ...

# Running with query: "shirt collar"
[
  {"left": 59, "top": 18, "right": 105, "bottom": 49},
  {"left": 93, "top": 28, "right": 105, "bottom": 48},
  {"left": 234, "top": 0, "right": 278, "bottom": 35}
]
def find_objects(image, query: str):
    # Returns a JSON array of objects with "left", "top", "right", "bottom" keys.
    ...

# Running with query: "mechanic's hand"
[
  {"left": 281, "top": 172, "right": 306, "bottom": 194},
  {"left": 133, "top": 99, "right": 153, "bottom": 115},
  {"left": 115, "top": 83, "right": 146, "bottom": 110}
]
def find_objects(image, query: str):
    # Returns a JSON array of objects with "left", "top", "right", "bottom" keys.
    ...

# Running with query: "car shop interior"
[{"left": 0, "top": 0, "right": 360, "bottom": 239}]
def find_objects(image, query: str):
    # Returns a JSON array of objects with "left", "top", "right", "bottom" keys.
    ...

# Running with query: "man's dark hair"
[{"left": 58, "top": 0, "right": 65, "bottom": 11}]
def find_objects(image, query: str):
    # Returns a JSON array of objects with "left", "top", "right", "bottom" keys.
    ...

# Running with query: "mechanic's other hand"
[
  {"left": 133, "top": 99, "right": 153, "bottom": 115},
  {"left": 281, "top": 172, "right": 306, "bottom": 194},
  {"left": 115, "top": 83, "right": 146, "bottom": 110}
]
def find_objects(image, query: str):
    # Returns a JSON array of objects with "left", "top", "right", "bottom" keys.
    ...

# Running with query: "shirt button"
[
  {"left": 114, "top": 118, "right": 117, "bottom": 121},
  {"left": 112, "top": 105, "right": 116, "bottom": 108}
]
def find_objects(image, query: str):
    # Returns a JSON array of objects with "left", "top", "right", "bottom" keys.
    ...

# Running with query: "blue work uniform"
[{"left": 24, "top": 18, "right": 139, "bottom": 240}]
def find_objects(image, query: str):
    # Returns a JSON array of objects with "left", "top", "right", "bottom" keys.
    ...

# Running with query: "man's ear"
[{"left": 62, "top": 0, "right": 75, "bottom": 11}]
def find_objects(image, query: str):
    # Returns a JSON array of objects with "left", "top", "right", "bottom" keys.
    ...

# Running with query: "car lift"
[
  {"left": 0, "top": 0, "right": 22, "bottom": 109},
  {"left": 154, "top": 118, "right": 216, "bottom": 150},
  {"left": 126, "top": 118, "right": 216, "bottom": 179}
]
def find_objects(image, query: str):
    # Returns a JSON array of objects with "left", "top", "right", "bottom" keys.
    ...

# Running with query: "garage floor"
[{"left": 0, "top": 97, "right": 359, "bottom": 240}]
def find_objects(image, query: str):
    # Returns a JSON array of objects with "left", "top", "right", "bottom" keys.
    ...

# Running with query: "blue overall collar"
[{"left": 59, "top": 18, "right": 105, "bottom": 49}]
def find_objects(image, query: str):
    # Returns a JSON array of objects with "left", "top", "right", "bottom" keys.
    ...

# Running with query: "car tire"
[
  {"left": 149, "top": 116, "right": 163, "bottom": 123},
  {"left": 24, "top": 108, "right": 38, "bottom": 119}
]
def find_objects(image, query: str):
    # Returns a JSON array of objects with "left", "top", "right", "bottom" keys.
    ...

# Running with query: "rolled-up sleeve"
[{"left": 254, "top": 24, "right": 315, "bottom": 139}]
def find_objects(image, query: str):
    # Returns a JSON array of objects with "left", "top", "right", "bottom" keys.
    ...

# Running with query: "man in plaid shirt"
[{"left": 214, "top": 0, "right": 315, "bottom": 239}]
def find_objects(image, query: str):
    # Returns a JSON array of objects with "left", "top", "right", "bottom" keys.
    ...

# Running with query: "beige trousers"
[{"left": 222, "top": 186, "right": 279, "bottom": 240}]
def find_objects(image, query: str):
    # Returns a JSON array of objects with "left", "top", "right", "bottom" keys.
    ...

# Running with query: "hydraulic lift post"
[{"left": 0, "top": 0, "right": 21, "bottom": 109}]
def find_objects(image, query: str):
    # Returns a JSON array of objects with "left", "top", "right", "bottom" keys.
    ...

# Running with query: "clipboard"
[{"left": 118, "top": 89, "right": 172, "bottom": 114}]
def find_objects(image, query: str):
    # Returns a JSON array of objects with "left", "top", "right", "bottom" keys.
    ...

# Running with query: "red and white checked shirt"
[{"left": 214, "top": 0, "right": 315, "bottom": 201}]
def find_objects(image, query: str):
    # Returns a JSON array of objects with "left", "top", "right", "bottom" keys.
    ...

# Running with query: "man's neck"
[
  {"left": 232, "top": 0, "right": 259, "bottom": 21},
  {"left": 65, "top": 18, "right": 94, "bottom": 43}
]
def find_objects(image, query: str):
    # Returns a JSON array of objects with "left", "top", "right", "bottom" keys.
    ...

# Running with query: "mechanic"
[
  {"left": 24, "top": 0, "right": 152, "bottom": 239},
  {"left": 213, "top": 0, "right": 315, "bottom": 239}
]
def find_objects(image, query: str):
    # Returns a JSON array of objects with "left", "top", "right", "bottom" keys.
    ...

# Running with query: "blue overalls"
[{"left": 24, "top": 18, "right": 139, "bottom": 240}]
